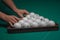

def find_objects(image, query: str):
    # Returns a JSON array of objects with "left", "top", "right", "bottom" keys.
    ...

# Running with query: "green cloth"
[{"left": 0, "top": 0, "right": 60, "bottom": 40}]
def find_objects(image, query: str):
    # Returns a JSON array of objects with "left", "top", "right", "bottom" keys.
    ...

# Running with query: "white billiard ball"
[
  {"left": 19, "top": 20, "right": 25, "bottom": 24},
  {"left": 23, "top": 17, "right": 28, "bottom": 20},
  {"left": 30, "top": 12, "right": 35, "bottom": 15},
  {"left": 26, "top": 15, "right": 31, "bottom": 19},
  {"left": 27, "top": 20, "right": 33, "bottom": 24},
  {"left": 30, "top": 17, "right": 36, "bottom": 21},
  {"left": 13, "top": 23, "right": 21, "bottom": 28},
  {"left": 48, "top": 20, "right": 55, "bottom": 26},
  {"left": 44, "top": 18, "right": 49, "bottom": 22},
  {"left": 25, "top": 19, "right": 32, "bottom": 23},
  {"left": 23, "top": 22, "right": 30, "bottom": 28},
  {"left": 23, "top": 17, "right": 28, "bottom": 22},
  {"left": 32, "top": 14, "right": 40, "bottom": 18},
  {"left": 30, "top": 12, "right": 36, "bottom": 18},
  {"left": 39, "top": 16, "right": 45, "bottom": 20},
  {"left": 26, "top": 20, "right": 34, "bottom": 26},
  {"left": 35, "top": 19, "right": 41, "bottom": 23},
  {"left": 31, "top": 22, "right": 39, "bottom": 27},
  {"left": 37, "top": 20, "right": 42, "bottom": 25},
  {"left": 19, "top": 20, "right": 26, "bottom": 27},
  {"left": 40, "top": 21, "right": 47, "bottom": 27}
]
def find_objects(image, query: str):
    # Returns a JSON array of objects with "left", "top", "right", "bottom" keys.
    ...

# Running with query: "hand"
[
  {"left": 1, "top": 14, "right": 20, "bottom": 26},
  {"left": 15, "top": 9, "right": 29, "bottom": 18}
]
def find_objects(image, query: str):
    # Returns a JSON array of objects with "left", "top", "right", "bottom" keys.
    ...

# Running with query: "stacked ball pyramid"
[{"left": 13, "top": 12, "right": 55, "bottom": 28}]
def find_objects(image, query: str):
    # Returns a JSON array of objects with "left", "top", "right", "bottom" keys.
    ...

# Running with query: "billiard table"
[{"left": 0, "top": 0, "right": 60, "bottom": 40}]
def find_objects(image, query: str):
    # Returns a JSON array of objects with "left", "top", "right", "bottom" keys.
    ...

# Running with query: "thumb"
[
  {"left": 19, "top": 14, "right": 24, "bottom": 18},
  {"left": 9, "top": 22, "right": 14, "bottom": 27}
]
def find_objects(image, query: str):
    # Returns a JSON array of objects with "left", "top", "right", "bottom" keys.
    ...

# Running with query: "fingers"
[
  {"left": 18, "top": 13, "right": 24, "bottom": 18},
  {"left": 9, "top": 18, "right": 16, "bottom": 24},
  {"left": 23, "top": 10, "right": 29, "bottom": 15},
  {"left": 16, "top": 9, "right": 29, "bottom": 18},
  {"left": 10, "top": 16, "right": 17, "bottom": 23},
  {"left": 9, "top": 22, "right": 13, "bottom": 27},
  {"left": 12, "top": 16, "right": 20, "bottom": 21},
  {"left": 8, "top": 15, "right": 20, "bottom": 24}
]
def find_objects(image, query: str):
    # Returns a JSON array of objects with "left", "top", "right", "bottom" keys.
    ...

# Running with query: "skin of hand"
[
  {"left": 3, "top": 0, "right": 29, "bottom": 18},
  {"left": 14, "top": 9, "right": 29, "bottom": 18},
  {"left": 0, "top": 12, "right": 20, "bottom": 26}
]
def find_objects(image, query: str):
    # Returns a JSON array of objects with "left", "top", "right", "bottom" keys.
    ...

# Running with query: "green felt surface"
[{"left": 0, "top": 0, "right": 60, "bottom": 40}]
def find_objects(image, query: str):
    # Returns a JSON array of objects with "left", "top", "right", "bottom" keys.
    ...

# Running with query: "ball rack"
[{"left": 7, "top": 23, "right": 59, "bottom": 33}]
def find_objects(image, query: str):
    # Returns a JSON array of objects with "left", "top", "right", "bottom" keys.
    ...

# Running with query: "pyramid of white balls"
[{"left": 13, "top": 12, "right": 55, "bottom": 28}]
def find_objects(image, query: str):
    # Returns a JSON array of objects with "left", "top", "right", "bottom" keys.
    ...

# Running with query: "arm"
[
  {"left": 0, "top": 12, "right": 7, "bottom": 19},
  {"left": 3, "top": 0, "right": 17, "bottom": 12},
  {"left": 0, "top": 11, "right": 20, "bottom": 26},
  {"left": 3, "top": 0, "right": 29, "bottom": 18}
]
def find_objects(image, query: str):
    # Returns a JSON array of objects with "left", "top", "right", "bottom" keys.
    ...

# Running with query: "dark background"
[{"left": 0, "top": 0, "right": 60, "bottom": 40}]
